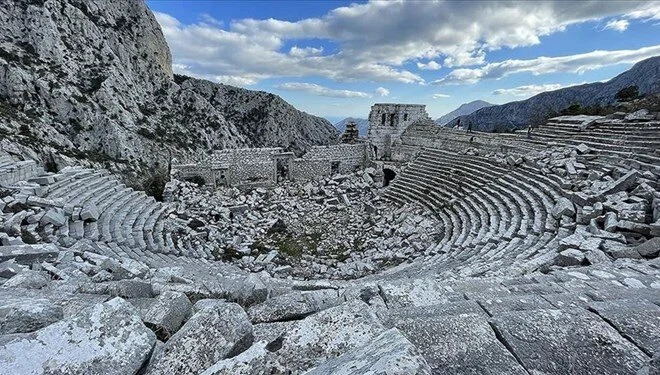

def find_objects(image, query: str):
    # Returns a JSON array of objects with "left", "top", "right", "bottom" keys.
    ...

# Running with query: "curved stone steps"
[
  {"left": 99, "top": 190, "right": 141, "bottom": 242},
  {"left": 69, "top": 178, "right": 121, "bottom": 208},
  {"left": 47, "top": 170, "right": 106, "bottom": 199}
]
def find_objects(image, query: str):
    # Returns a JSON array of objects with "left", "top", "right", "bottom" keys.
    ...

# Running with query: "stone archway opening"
[{"left": 383, "top": 168, "right": 396, "bottom": 187}]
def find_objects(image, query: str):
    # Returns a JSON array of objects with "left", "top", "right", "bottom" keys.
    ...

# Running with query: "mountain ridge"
[
  {"left": 447, "top": 57, "right": 660, "bottom": 132},
  {"left": 435, "top": 100, "right": 493, "bottom": 126}
]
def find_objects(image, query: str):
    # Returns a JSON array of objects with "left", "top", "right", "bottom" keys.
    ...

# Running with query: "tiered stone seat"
[
  {"left": 385, "top": 146, "right": 567, "bottom": 276},
  {"left": 0, "top": 151, "right": 43, "bottom": 186},
  {"left": 526, "top": 117, "right": 660, "bottom": 168}
]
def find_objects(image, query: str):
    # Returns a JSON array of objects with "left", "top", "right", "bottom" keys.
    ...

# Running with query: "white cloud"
[
  {"left": 604, "top": 19, "right": 629, "bottom": 31},
  {"left": 276, "top": 82, "right": 371, "bottom": 98},
  {"left": 153, "top": 1, "right": 658, "bottom": 87},
  {"left": 289, "top": 46, "right": 324, "bottom": 57},
  {"left": 493, "top": 83, "right": 564, "bottom": 97},
  {"left": 432, "top": 93, "right": 451, "bottom": 99},
  {"left": 375, "top": 87, "right": 390, "bottom": 97},
  {"left": 417, "top": 61, "right": 442, "bottom": 70},
  {"left": 434, "top": 44, "right": 660, "bottom": 84}
]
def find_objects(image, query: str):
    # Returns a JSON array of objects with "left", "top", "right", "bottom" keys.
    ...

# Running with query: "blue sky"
[{"left": 147, "top": 1, "right": 660, "bottom": 122}]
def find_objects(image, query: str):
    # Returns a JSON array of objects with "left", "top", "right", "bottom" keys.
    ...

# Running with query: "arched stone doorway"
[{"left": 383, "top": 168, "right": 396, "bottom": 187}]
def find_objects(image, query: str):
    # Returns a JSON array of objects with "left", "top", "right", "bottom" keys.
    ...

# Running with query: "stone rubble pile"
[{"left": 168, "top": 168, "right": 440, "bottom": 280}]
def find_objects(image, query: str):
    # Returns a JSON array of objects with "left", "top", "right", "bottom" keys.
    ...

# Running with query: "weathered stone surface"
[
  {"left": 390, "top": 312, "right": 526, "bottom": 374},
  {"left": 590, "top": 299, "right": 660, "bottom": 356},
  {"left": 40, "top": 208, "right": 67, "bottom": 227},
  {"left": 142, "top": 291, "right": 192, "bottom": 340},
  {"left": 149, "top": 301, "right": 253, "bottom": 375},
  {"left": 551, "top": 197, "right": 576, "bottom": 219},
  {"left": 247, "top": 289, "right": 343, "bottom": 323},
  {"left": 80, "top": 203, "right": 100, "bottom": 222},
  {"left": 1, "top": 270, "right": 50, "bottom": 289},
  {"left": 200, "top": 341, "right": 279, "bottom": 375},
  {"left": 0, "top": 298, "right": 155, "bottom": 375},
  {"left": 0, "top": 244, "right": 59, "bottom": 264},
  {"left": 491, "top": 308, "right": 648, "bottom": 374},
  {"left": 306, "top": 328, "right": 432, "bottom": 375},
  {"left": 274, "top": 300, "right": 385, "bottom": 372},
  {"left": 555, "top": 248, "right": 585, "bottom": 266},
  {"left": 634, "top": 237, "right": 660, "bottom": 258},
  {"left": 0, "top": 298, "right": 63, "bottom": 334},
  {"left": 601, "top": 170, "right": 640, "bottom": 196},
  {"left": 377, "top": 279, "right": 463, "bottom": 308}
]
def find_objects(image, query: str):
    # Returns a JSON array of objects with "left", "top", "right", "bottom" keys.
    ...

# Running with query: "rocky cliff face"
[
  {"left": 448, "top": 57, "right": 660, "bottom": 132},
  {"left": 0, "top": 0, "right": 337, "bottom": 178},
  {"left": 435, "top": 100, "right": 492, "bottom": 126}
]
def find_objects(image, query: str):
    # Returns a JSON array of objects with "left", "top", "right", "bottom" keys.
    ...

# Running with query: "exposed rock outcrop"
[{"left": 0, "top": 0, "right": 337, "bottom": 181}]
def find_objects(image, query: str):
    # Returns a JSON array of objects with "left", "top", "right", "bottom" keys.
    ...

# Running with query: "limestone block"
[
  {"left": 555, "top": 249, "right": 585, "bottom": 267},
  {"left": 247, "top": 289, "right": 343, "bottom": 323},
  {"left": 149, "top": 301, "right": 253, "bottom": 375},
  {"left": 40, "top": 207, "right": 67, "bottom": 227},
  {"left": 306, "top": 328, "right": 432, "bottom": 375},
  {"left": 143, "top": 291, "right": 192, "bottom": 340},
  {"left": 0, "top": 298, "right": 63, "bottom": 334},
  {"left": 0, "top": 298, "right": 155, "bottom": 375},
  {"left": 551, "top": 197, "right": 575, "bottom": 219},
  {"left": 80, "top": 203, "right": 100, "bottom": 221},
  {"left": 634, "top": 237, "right": 660, "bottom": 258},
  {"left": 490, "top": 308, "right": 647, "bottom": 374}
]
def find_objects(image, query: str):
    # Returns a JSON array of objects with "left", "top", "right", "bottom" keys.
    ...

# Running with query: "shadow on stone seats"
[{"left": 383, "top": 168, "right": 396, "bottom": 187}]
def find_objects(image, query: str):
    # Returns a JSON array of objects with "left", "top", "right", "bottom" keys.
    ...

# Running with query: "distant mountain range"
[
  {"left": 447, "top": 56, "right": 660, "bottom": 132},
  {"left": 435, "top": 100, "right": 493, "bottom": 126},
  {"left": 334, "top": 117, "right": 369, "bottom": 136}
]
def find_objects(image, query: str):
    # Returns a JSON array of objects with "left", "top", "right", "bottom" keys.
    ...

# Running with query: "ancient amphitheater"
[{"left": 0, "top": 104, "right": 659, "bottom": 374}]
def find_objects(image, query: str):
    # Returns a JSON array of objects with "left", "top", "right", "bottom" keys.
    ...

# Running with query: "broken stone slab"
[
  {"left": 199, "top": 341, "right": 279, "bottom": 375},
  {"left": 1, "top": 270, "right": 50, "bottom": 289},
  {"left": 0, "top": 259, "right": 24, "bottom": 278},
  {"left": 306, "top": 328, "right": 432, "bottom": 375},
  {"left": 273, "top": 300, "right": 385, "bottom": 373},
  {"left": 490, "top": 308, "right": 648, "bottom": 374},
  {"left": 0, "top": 297, "right": 155, "bottom": 375},
  {"left": 377, "top": 278, "right": 464, "bottom": 308},
  {"left": 28, "top": 175, "right": 55, "bottom": 185},
  {"left": 142, "top": 291, "right": 192, "bottom": 341},
  {"left": 600, "top": 170, "right": 640, "bottom": 196},
  {"left": 634, "top": 237, "right": 660, "bottom": 258},
  {"left": 558, "top": 233, "right": 584, "bottom": 251},
  {"left": 554, "top": 249, "right": 586, "bottom": 267},
  {"left": 567, "top": 191, "right": 603, "bottom": 206},
  {"left": 80, "top": 203, "right": 100, "bottom": 221},
  {"left": 389, "top": 312, "right": 526, "bottom": 374},
  {"left": 576, "top": 203, "right": 603, "bottom": 225},
  {"left": 148, "top": 301, "right": 253, "bottom": 375},
  {"left": 39, "top": 207, "right": 67, "bottom": 227},
  {"left": 551, "top": 197, "right": 575, "bottom": 219},
  {"left": 0, "top": 298, "right": 63, "bottom": 334},
  {"left": 617, "top": 220, "right": 651, "bottom": 236},
  {"left": 575, "top": 143, "right": 590, "bottom": 154},
  {"left": 247, "top": 289, "right": 343, "bottom": 323},
  {"left": 0, "top": 244, "right": 59, "bottom": 264},
  {"left": 589, "top": 299, "right": 660, "bottom": 357}
]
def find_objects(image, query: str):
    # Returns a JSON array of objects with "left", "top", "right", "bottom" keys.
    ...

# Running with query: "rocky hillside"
[
  {"left": 435, "top": 100, "right": 492, "bottom": 126},
  {"left": 448, "top": 56, "right": 660, "bottom": 131},
  {"left": 334, "top": 117, "right": 369, "bottom": 136},
  {"left": 0, "top": 0, "right": 337, "bottom": 179}
]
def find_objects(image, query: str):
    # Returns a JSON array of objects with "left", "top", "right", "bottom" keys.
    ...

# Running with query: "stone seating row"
[{"left": 384, "top": 148, "right": 566, "bottom": 276}]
